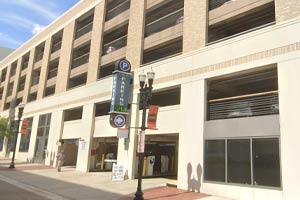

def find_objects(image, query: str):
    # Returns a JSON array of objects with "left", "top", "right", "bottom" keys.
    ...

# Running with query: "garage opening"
[
  {"left": 135, "top": 133, "right": 178, "bottom": 179},
  {"left": 90, "top": 137, "right": 118, "bottom": 172}
]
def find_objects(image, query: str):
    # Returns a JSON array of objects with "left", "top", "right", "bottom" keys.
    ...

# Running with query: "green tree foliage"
[{"left": 0, "top": 117, "right": 15, "bottom": 139}]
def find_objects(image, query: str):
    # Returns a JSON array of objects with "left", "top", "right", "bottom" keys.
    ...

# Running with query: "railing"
[
  {"left": 145, "top": 9, "right": 184, "bottom": 37},
  {"left": 102, "top": 35, "right": 127, "bottom": 55},
  {"left": 106, "top": 0, "right": 130, "bottom": 21},
  {"left": 75, "top": 22, "right": 93, "bottom": 39},
  {"left": 209, "top": 0, "right": 231, "bottom": 10},
  {"left": 47, "top": 68, "right": 58, "bottom": 80},
  {"left": 51, "top": 41, "right": 62, "bottom": 53},
  {"left": 71, "top": 53, "right": 90, "bottom": 69},
  {"left": 208, "top": 91, "right": 279, "bottom": 120}
]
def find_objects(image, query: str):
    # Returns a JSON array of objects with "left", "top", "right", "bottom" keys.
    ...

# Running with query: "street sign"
[
  {"left": 115, "top": 59, "right": 131, "bottom": 72},
  {"left": 21, "top": 120, "right": 29, "bottom": 134},
  {"left": 137, "top": 131, "right": 145, "bottom": 153},
  {"left": 110, "top": 73, "right": 132, "bottom": 113},
  {"left": 110, "top": 113, "right": 126, "bottom": 128},
  {"left": 117, "top": 128, "right": 129, "bottom": 138},
  {"left": 109, "top": 59, "right": 132, "bottom": 128}
]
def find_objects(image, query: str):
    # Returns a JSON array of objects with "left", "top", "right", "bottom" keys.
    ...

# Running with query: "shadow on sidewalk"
[{"left": 119, "top": 186, "right": 209, "bottom": 200}]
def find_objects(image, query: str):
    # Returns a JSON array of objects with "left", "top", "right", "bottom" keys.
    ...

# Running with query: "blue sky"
[{"left": 0, "top": 0, "right": 80, "bottom": 49}]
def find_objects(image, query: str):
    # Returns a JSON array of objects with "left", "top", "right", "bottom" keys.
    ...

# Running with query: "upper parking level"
[{"left": 0, "top": 0, "right": 298, "bottom": 111}]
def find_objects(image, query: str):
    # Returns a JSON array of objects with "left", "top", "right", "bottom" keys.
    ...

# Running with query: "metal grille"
[{"left": 208, "top": 91, "right": 279, "bottom": 120}]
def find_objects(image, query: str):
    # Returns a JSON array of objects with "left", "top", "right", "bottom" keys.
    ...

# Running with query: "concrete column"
[
  {"left": 23, "top": 48, "right": 36, "bottom": 103},
  {"left": 275, "top": 0, "right": 300, "bottom": 23},
  {"left": 37, "top": 38, "right": 52, "bottom": 99},
  {"left": 87, "top": 2, "right": 105, "bottom": 83},
  {"left": 126, "top": 0, "right": 146, "bottom": 70},
  {"left": 76, "top": 103, "right": 95, "bottom": 172},
  {"left": 183, "top": 0, "right": 208, "bottom": 53},
  {"left": 27, "top": 115, "right": 39, "bottom": 162},
  {"left": 11, "top": 59, "right": 22, "bottom": 99},
  {"left": 55, "top": 21, "right": 75, "bottom": 93},
  {"left": 0, "top": 65, "right": 12, "bottom": 111},
  {"left": 117, "top": 93, "right": 140, "bottom": 179},
  {"left": 177, "top": 79, "right": 206, "bottom": 191},
  {"left": 45, "top": 110, "right": 64, "bottom": 167},
  {"left": 278, "top": 59, "right": 300, "bottom": 200}
]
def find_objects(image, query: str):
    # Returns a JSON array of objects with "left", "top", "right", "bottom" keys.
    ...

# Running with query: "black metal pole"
[
  {"left": 134, "top": 87, "right": 149, "bottom": 200},
  {"left": 9, "top": 109, "right": 23, "bottom": 169}
]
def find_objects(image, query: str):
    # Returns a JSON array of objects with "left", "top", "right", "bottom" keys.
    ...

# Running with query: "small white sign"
[
  {"left": 117, "top": 128, "right": 129, "bottom": 138},
  {"left": 112, "top": 164, "right": 125, "bottom": 181},
  {"left": 81, "top": 141, "right": 87, "bottom": 151},
  {"left": 137, "top": 131, "right": 145, "bottom": 153}
]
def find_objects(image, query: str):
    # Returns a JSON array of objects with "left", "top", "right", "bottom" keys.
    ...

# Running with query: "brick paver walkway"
[{"left": 120, "top": 186, "right": 209, "bottom": 200}]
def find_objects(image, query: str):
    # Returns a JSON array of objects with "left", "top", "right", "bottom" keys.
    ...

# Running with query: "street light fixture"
[
  {"left": 9, "top": 102, "right": 25, "bottom": 169},
  {"left": 134, "top": 71, "right": 155, "bottom": 200}
]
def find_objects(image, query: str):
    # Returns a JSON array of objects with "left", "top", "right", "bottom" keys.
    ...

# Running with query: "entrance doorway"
[
  {"left": 91, "top": 137, "right": 118, "bottom": 172},
  {"left": 62, "top": 139, "right": 79, "bottom": 166},
  {"left": 135, "top": 133, "right": 179, "bottom": 178},
  {"left": 34, "top": 136, "right": 48, "bottom": 163}
]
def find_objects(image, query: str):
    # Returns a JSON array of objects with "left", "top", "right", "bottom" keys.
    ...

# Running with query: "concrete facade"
[{"left": 1, "top": 0, "right": 300, "bottom": 200}]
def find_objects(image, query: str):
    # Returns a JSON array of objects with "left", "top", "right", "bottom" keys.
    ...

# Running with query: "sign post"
[{"left": 109, "top": 59, "right": 132, "bottom": 128}]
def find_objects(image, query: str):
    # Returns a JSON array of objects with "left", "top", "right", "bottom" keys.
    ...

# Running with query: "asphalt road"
[{"left": 0, "top": 179, "right": 49, "bottom": 200}]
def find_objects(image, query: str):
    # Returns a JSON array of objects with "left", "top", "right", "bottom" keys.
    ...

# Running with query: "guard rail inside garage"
[
  {"left": 106, "top": 0, "right": 130, "bottom": 21},
  {"left": 102, "top": 35, "right": 127, "bottom": 55},
  {"left": 208, "top": 91, "right": 279, "bottom": 120},
  {"left": 145, "top": 8, "right": 184, "bottom": 37},
  {"left": 209, "top": 0, "right": 231, "bottom": 10}
]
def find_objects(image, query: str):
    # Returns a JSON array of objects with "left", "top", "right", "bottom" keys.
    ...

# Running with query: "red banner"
[
  {"left": 20, "top": 120, "right": 29, "bottom": 135},
  {"left": 147, "top": 105, "right": 159, "bottom": 130}
]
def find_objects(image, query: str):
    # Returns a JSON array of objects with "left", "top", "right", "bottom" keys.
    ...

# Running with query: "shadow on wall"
[{"left": 187, "top": 162, "right": 202, "bottom": 192}]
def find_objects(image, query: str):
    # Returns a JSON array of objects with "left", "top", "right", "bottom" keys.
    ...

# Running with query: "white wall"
[
  {"left": 177, "top": 79, "right": 206, "bottom": 191},
  {"left": 278, "top": 58, "right": 300, "bottom": 200}
]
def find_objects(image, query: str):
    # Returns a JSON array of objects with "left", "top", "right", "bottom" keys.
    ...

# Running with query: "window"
[
  {"left": 147, "top": 87, "right": 181, "bottom": 108},
  {"left": 252, "top": 138, "right": 281, "bottom": 187},
  {"left": 31, "top": 69, "right": 40, "bottom": 86},
  {"left": 68, "top": 73, "right": 87, "bottom": 89},
  {"left": 64, "top": 107, "right": 83, "bottom": 121},
  {"left": 19, "top": 118, "right": 33, "bottom": 152},
  {"left": 227, "top": 139, "right": 251, "bottom": 184},
  {"left": 28, "top": 92, "right": 37, "bottom": 102},
  {"left": 7, "top": 82, "right": 14, "bottom": 96},
  {"left": 44, "top": 86, "right": 55, "bottom": 97},
  {"left": 1, "top": 68, "right": 7, "bottom": 82},
  {"left": 18, "top": 76, "right": 26, "bottom": 92},
  {"left": 98, "top": 63, "right": 115, "bottom": 79},
  {"left": 204, "top": 137, "right": 281, "bottom": 188},
  {"left": 204, "top": 140, "right": 225, "bottom": 182},
  {"left": 10, "top": 62, "right": 17, "bottom": 77},
  {"left": 95, "top": 102, "right": 110, "bottom": 117},
  {"left": 37, "top": 113, "right": 51, "bottom": 136}
]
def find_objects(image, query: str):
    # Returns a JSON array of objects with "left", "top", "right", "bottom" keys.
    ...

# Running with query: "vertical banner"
[
  {"left": 20, "top": 120, "right": 29, "bottom": 134},
  {"left": 147, "top": 105, "right": 159, "bottom": 130},
  {"left": 137, "top": 131, "right": 145, "bottom": 153}
]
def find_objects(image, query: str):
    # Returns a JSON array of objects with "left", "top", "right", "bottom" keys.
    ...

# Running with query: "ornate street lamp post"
[
  {"left": 9, "top": 103, "right": 25, "bottom": 169},
  {"left": 134, "top": 71, "right": 155, "bottom": 200}
]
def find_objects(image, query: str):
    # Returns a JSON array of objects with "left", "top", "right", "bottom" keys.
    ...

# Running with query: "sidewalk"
[{"left": 0, "top": 158, "right": 230, "bottom": 200}]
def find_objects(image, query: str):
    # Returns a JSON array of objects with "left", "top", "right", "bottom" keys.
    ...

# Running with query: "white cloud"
[
  {"left": 32, "top": 24, "right": 46, "bottom": 35},
  {"left": 0, "top": 32, "right": 23, "bottom": 47},
  {"left": 9, "top": 0, "right": 60, "bottom": 21}
]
